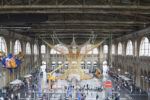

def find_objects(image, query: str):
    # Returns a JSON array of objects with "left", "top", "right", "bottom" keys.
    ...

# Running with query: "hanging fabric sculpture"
[{"left": 1, "top": 54, "right": 22, "bottom": 72}]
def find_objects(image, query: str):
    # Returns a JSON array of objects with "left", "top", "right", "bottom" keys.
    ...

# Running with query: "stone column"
[
  {"left": 85, "top": 61, "right": 87, "bottom": 69},
  {"left": 108, "top": 34, "right": 112, "bottom": 67},
  {"left": 99, "top": 46, "right": 103, "bottom": 70},
  {"left": 5, "top": 35, "right": 11, "bottom": 85},
  {"left": 38, "top": 41, "right": 42, "bottom": 70},
  {"left": 46, "top": 46, "right": 50, "bottom": 71}
]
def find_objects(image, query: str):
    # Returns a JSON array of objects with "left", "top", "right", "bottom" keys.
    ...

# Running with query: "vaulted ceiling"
[{"left": 0, "top": 0, "right": 150, "bottom": 43}]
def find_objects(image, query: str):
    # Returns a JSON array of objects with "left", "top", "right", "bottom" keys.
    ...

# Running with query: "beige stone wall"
[
  {"left": 109, "top": 27, "right": 150, "bottom": 92},
  {"left": 0, "top": 29, "right": 41, "bottom": 88}
]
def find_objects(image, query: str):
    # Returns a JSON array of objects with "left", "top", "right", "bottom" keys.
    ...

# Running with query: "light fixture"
[
  {"left": 125, "top": 72, "right": 128, "bottom": 74},
  {"left": 118, "top": 68, "right": 120, "bottom": 72}
]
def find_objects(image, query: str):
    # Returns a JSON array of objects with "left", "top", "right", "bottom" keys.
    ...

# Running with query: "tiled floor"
[{"left": 18, "top": 73, "right": 148, "bottom": 100}]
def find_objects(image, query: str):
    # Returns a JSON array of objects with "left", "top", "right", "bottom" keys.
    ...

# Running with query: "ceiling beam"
[
  {"left": 37, "top": 20, "right": 148, "bottom": 25},
  {"left": 28, "top": 28, "right": 133, "bottom": 32},
  {"left": 1, "top": 5, "right": 150, "bottom": 9},
  {"left": 0, "top": 5, "right": 150, "bottom": 16},
  {"left": 29, "top": 33, "right": 122, "bottom": 36},
  {"left": 0, "top": 9, "right": 150, "bottom": 15},
  {"left": 0, "top": 26, "right": 31, "bottom": 29},
  {"left": 37, "top": 36, "right": 109, "bottom": 39},
  {"left": 31, "top": 26, "right": 135, "bottom": 30},
  {"left": 0, "top": 8, "right": 150, "bottom": 15},
  {"left": 32, "top": 23, "right": 144, "bottom": 27}
]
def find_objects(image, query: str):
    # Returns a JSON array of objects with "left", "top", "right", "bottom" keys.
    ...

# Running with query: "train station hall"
[{"left": 0, "top": 0, "right": 150, "bottom": 100}]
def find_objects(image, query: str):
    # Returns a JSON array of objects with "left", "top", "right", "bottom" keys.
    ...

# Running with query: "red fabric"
[{"left": 105, "top": 82, "right": 112, "bottom": 88}]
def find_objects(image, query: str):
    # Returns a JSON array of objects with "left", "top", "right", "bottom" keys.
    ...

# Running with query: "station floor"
[{"left": 12, "top": 73, "right": 148, "bottom": 100}]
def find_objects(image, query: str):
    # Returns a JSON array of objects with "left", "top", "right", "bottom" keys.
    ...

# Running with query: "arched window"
[
  {"left": 58, "top": 61, "right": 62, "bottom": 66},
  {"left": 50, "top": 49, "right": 60, "bottom": 54},
  {"left": 93, "top": 48, "right": 98, "bottom": 54},
  {"left": 118, "top": 42, "right": 122, "bottom": 55},
  {"left": 52, "top": 61, "right": 56, "bottom": 70},
  {"left": 140, "top": 37, "right": 149, "bottom": 56},
  {"left": 88, "top": 48, "right": 98, "bottom": 54},
  {"left": 0, "top": 37, "right": 7, "bottom": 54},
  {"left": 26, "top": 42, "right": 31, "bottom": 54},
  {"left": 14, "top": 40, "right": 21, "bottom": 54},
  {"left": 112, "top": 44, "right": 115, "bottom": 54},
  {"left": 41, "top": 45, "right": 46, "bottom": 54},
  {"left": 50, "top": 44, "right": 68, "bottom": 54},
  {"left": 80, "top": 44, "right": 98, "bottom": 54},
  {"left": 103, "top": 45, "right": 108, "bottom": 54},
  {"left": 34, "top": 44, "right": 38, "bottom": 55},
  {"left": 87, "top": 61, "right": 91, "bottom": 69},
  {"left": 126, "top": 40, "right": 133, "bottom": 55}
]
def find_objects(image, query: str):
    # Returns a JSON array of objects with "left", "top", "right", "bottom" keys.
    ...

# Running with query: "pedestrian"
[
  {"left": 27, "top": 90, "right": 29, "bottom": 95},
  {"left": 96, "top": 94, "right": 99, "bottom": 100},
  {"left": 42, "top": 94, "right": 46, "bottom": 100},
  {"left": 4, "top": 97, "right": 8, "bottom": 100},
  {"left": 117, "top": 93, "right": 120, "bottom": 100},
  {"left": 130, "top": 85, "right": 133, "bottom": 94},
  {"left": 25, "top": 92, "right": 27, "bottom": 97},
  {"left": 140, "top": 88, "right": 142, "bottom": 94},
  {"left": 17, "top": 92, "right": 20, "bottom": 99},
  {"left": 86, "top": 84, "right": 88, "bottom": 90},
  {"left": 148, "top": 89, "right": 150, "bottom": 100},
  {"left": 32, "top": 84, "right": 34, "bottom": 89},
  {"left": 15, "top": 94, "right": 18, "bottom": 100},
  {"left": 11, "top": 93, "right": 14, "bottom": 100},
  {"left": 83, "top": 93, "right": 86, "bottom": 100},
  {"left": 0, "top": 96, "right": 4, "bottom": 100}
]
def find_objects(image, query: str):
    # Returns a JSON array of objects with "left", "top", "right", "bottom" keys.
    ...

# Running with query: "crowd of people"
[
  {"left": 0, "top": 70, "right": 39, "bottom": 100},
  {"left": 109, "top": 71, "right": 146, "bottom": 94}
]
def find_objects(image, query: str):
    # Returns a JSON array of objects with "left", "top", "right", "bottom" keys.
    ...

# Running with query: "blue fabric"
[
  {"left": 78, "top": 92, "right": 81, "bottom": 100},
  {"left": 38, "top": 85, "right": 41, "bottom": 97},
  {"left": 68, "top": 85, "right": 72, "bottom": 97},
  {"left": 1, "top": 53, "right": 22, "bottom": 72}
]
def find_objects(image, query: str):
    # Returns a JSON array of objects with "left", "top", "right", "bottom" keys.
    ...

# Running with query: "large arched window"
[
  {"left": 14, "top": 40, "right": 21, "bottom": 54},
  {"left": 50, "top": 49, "right": 60, "bottom": 54},
  {"left": 50, "top": 44, "right": 68, "bottom": 54},
  {"left": 80, "top": 44, "right": 98, "bottom": 54},
  {"left": 88, "top": 48, "right": 98, "bottom": 54},
  {"left": 140, "top": 37, "right": 149, "bottom": 56},
  {"left": 34, "top": 44, "right": 38, "bottom": 55},
  {"left": 126, "top": 40, "right": 133, "bottom": 55},
  {"left": 26, "top": 42, "right": 31, "bottom": 54},
  {"left": 41, "top": 45, "right": 46, "bottom": 54},
  {"left": 112, "top": 44, "right": 115, "bottom": 54},
  {"left": 0, "top": 37, "right": 7, "bottom": 54},
  {"left": 103, "top": 45, "right": 108, "bottom": 54},
  {"left": 118, "top": 42, "right": 122, "bottom": 55}
]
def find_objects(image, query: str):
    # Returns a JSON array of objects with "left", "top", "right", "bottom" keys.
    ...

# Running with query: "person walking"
[
  {"left": 15, "top": 94, "right": 18, "bottom": 100},
  {"left": 86, "top": 84, "right": 88, "bottom": 90},
  {"left": 96, "top": 94, "right": 99, "bottom": 100},
  {"left": 148, "top": 89, "right": 150, "bottom": 100},
  {"left": 11, "top": 93, "right": 14, "bottom": 100},
  {"left": 117, "top": 93, "right": 120, "bottom": 100},
  {"left": 83, "top": 93, "right": 86, "bottom": 100},
  {"left": 0, "top": 96, "right": 4, "bottom": 100},
  {"left": 17, "top": 92, "right": 20, "bottom": 100}
]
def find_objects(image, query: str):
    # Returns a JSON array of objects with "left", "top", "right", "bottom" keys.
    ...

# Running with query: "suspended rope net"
[{"left": 41, "top": 32, "right": 106, "bottom": 80}]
